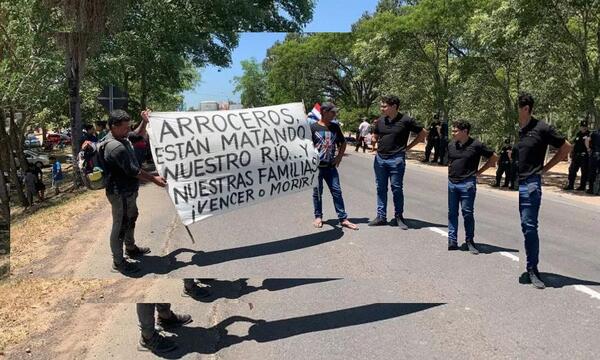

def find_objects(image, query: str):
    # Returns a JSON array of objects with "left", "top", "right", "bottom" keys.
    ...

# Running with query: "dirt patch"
[
  {"left": 10, "top": 189, "right": 106, "bottom": 275},
  {"left": 0, "top": 278, "right": 110, "bottom": 354}
]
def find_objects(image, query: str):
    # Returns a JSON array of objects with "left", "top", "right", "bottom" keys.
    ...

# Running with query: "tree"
[{"left": 233, "top": 58, "right": 268, "bottom": 108}]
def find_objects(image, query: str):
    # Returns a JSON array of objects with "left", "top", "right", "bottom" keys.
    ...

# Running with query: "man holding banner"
[
  {"left": 103, "top": 109, "right": 168, "bottom": 274},
  {"left": 310, "top": 102, "right": 358, "bottom": 230}
]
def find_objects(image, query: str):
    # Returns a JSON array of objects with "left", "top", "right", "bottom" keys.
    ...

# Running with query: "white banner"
[{"left": 147, "top": 103, "right": 319, "bottom": 225}]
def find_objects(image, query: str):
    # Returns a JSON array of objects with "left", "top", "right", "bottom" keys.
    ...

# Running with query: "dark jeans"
[
  {"left": 107, "top": 191, "right": 139, "bottom": 264},
  {"left": 567, "top": 153, "right": 589, "bottom": 188},
  {"left": 354, "top": 137, "right": 367, "bottom": 152},
  {"left": 519, "top": 175, "right": 542, "bottom": 270},
  {"left": 495, "top": 162, "right": 511, "bottom": 187},
  {"left": 448, "top": 177, "right": 476, "bottom": 245},
  {"left": 312, "top": 166, "right": 348, "bottom": 220},
  {"left": 374, "top": 152, "right": 406, "bottom": 219},
  {"left": 137, "top": 303, "right": 171, "bottom": 339}
]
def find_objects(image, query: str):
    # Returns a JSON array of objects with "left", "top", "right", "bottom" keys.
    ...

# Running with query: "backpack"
[{"left": 80, "top": 141, "right": 108, "bottom": 190}]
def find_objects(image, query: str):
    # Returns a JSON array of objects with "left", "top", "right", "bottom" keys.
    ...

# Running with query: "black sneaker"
[
  {"left": 563, "top": 185, "right": 574, "bottom": 191},
  {"left": 111, "top": 260, "right": 140, "bottom": 274},
  {"left": 586, "top": 189, "right": 594, "bottom": 195},
  {"left": 138, "top": 332, "right": 177, "bottom": 354},
  {"left": 368, "top": 217, "right": 387, "bottom": 226},
  {"left": 182, "top": 285, "right": 211, "bottom": 299},
  {"left": 528, "top": 268, "right": 546, "bottom": 289},
  {"left": 448, "top": 243, "right": 460, "bottom": 251},
  {"left": 576, "top": 186, "right": 586, "bottom": 191},
  {"left": 466, "top": 241, "right": 479, "bottom": 255},
  {"left": 395, "top": 216, "right": 409, "bottom": 230},
  {"left": 126, "top": 245, "right": 151, "bottom": 258},
  {"left": 157, "top": 312, "right": 193, "bottom": 330}
]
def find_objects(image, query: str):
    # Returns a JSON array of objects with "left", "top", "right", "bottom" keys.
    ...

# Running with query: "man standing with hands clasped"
[
  {"left": 368, "top": 95, "right": 428, "bottom": 229},
  {"left": 447, "top": 120, "right": 498, "bottom": 254},
  {"left": 311, "top": 102, "right": 359, "bottom": 230},
  {"left": 516, "top": 93, "right": 571, "bottom": 289},
  {"left": 103, "top": 109, "right": 168, "bottom": 274}
]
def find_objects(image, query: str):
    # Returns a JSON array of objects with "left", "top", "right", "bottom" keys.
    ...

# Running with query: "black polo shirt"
[
  {"left": 448, "top": 138, "right": 494, "bottom": 183},
  {"left": 102, "top": 132, "right": 141, "bottom": 195},
  {"left": 373, "top": 113, "right": 423, "bottom": 159},
  {"left": 517, "top": 118, "right": 566, "bottom": 181},
  {"left": 572, "top": 130, "right": 590, "bottom": 155}
]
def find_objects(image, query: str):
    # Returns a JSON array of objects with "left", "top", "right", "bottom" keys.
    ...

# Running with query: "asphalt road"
[{"left": 19, "top": 151, "right": 600, "bottom": 359}]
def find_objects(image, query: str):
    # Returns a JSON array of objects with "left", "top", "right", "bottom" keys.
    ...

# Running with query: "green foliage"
[{"left": 233, "top": 58, "right": 268, "bottom": 108}]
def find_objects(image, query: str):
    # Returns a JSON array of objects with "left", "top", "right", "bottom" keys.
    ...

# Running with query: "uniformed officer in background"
[
  {"left": 564, "top": 120, "right": 590, "bottom": 191},
  {"left": 494, "top": 138, "right": 512, "bottom": 188},
  {"left": 422, "top": 114, "right": 441, "bottom": 163}
]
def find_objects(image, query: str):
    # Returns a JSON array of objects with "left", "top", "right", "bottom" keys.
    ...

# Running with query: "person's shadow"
[
  {"left": 467, "top": 243, "right": 519, "bottom": 255},
  {"left": 122, "top": 228, "right": 345, "bottom": 278},
  {"left": 157, "top": 302, "right": 445, "bottom": 358},
  {"left": 519, "top": 272, "right": 600, "bottom": 288},
  {"left": 323, "top": 217, "right": 370, "bottom": 227},
  {"left": 389, "top": 218, "right": 447, "bottom": 229},
  {"left": 189, "top": 278, "right": 341, "bottom": 303}
]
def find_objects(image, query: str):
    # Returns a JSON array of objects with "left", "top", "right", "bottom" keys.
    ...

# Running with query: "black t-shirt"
[
  {"left": 448, "top": 138, "right": 494, "bottom": 183},
  {"left": 572, "top": 130, "right": 590, "bottom": 154},
  {"left": 102, "top": 132, "right": 141, "bottom": 194},
  {"left": 499, "top": 145, "right": 512, "bottom": 163},
  {"left": 310, "top": 121, "right": 345, "bottom": 165},
  {"left": 517, "top": 118, "right": 566, "bottom": 181},
  {"left": 590, "top": 130, "right": 600, "bottom": 153},
  {"left": 373, "top": 113, "right": 423, "bottom": 159}
]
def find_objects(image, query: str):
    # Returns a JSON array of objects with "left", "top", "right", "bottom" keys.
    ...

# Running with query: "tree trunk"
[
  {"left": 67, "top": 52, "right": 83, "bottom": 187},
  {"left": 9, "top": 108, "right": 28, "bottom": 174},
  {"left": 141, "top": 71, "right": 148, "bottom": 110},
  {"left": 0, "top": 111, "right": 27, "bottom": 206}
]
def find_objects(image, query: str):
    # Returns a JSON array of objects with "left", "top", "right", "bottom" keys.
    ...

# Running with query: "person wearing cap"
[
  {"left": 368, "top": 95, "right": 428, "bottom": 229},
  {"left": 586, "top": 123, "right": 600, "bottom": 194},
  {"left": 516, "top": 93, "right": 571, "bottom": 289},
  {"left": 310, "top": 102, "right": 359, "bottom": 230},
  {"left": 447, "top": 120, "right": 498, "bottom": 254},
  {"left": 494, "top": 138, "right": 513, "bottom": 188},
  {"left": 355, "top": 117, "right": 371, "bottom": 153},
  {"left": 422, "top": 114, "right": 441, "bottom": 163},
  {"left": 564, "top": 120, "right": 590, "bottom": 190}
]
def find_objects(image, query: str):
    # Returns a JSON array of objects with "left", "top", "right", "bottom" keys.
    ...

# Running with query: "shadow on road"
[
  {"left": 158, "top": 302, "right": 445, "bottom": 358},
  {"left": 398, "top": 218, "right": 446, "bottom": 229},
  {"left": 323, "top": 217, "right": 370, "bottom": 227},
  {"left": 186, "top": 278, "right": 341, "bottom": 303},
  {"left": 122, "top": 228, "right": 345, "bottom": 278},
  {"left": 519, "top": 272, "right": 600, "bottom": 288},
  {"left": 472, "top": 243, "right": 519, "bottom": 254}
]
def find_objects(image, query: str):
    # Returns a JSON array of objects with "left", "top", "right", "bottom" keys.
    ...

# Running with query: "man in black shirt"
[
  {"left": 494, "top": 139, "right": 512, "bottom": 187},
  {"left": 564, "top": 120, "right": 590, "bottom": 190},
  {"left": 447, "top": 120, "right": 497, "bottom": 254},
  {"left": 368, "top": 95, "right": 427, "bottom": 229},
  {"left": 516, "top": 93, "right": 571, "bottom": 289},
  {"left": 103, "top": 109, "right": 168, "bottom": 274},
  {"left": 587, "top": 126, "right": 600, "bottom": 194},
  {"left": 423, "top": 115, "right": 441, "bottom": 163}
]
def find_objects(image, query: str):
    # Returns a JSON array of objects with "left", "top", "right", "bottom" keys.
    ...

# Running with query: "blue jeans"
[
  {"left": 519, "top": 175, "right": 542, "bottom": 270},
  {"left": 447, "top": 177, "right": 476, "bottom": 246},
  {"left": 312, "top": 167, "right": 348, "bottom": 220},
  {"left": 374, "top": 153, "right": 406, "bottom": 219}
]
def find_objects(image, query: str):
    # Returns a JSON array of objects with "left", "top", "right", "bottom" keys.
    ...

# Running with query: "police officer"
[
  {"left": 422, "top": 115, "right": 441, "bottom": 163},
  {"left": 564, "top": 120, "right": 590, "bottom": 190},
  {"left": 516, "top": 93, "right": 571, "bottom": 289},
  {"left": 437, "top": 121, "right": 449, "bottom": 165},
  {"left": 494, "top": 139, "right": 512, "bottom": 187},
  {"left": 587, "top": 124, "right": 600, "bottom": 195}
]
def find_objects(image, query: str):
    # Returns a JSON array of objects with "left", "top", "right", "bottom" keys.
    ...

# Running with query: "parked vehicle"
[
  {"left": 23, "top": 150, "right": 50, "bottom": 168},
  {"left": 46, "top": 133, "right": 72, "bottom": 145},
  {"left": 24, "top": 134, "right": 42, "bottom": 148}
]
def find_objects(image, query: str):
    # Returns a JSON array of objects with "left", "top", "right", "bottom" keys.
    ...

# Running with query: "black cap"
[
  {"left": 321, "top": 102, "right": 339, "bottom": 113},
  {"left": 580, "top": 120, "right": 588, "bottom": 127}
]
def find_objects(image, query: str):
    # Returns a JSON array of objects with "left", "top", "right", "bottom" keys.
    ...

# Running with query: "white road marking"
[
  {"left": 428, "top": 227, "right": 448, "bottom": 237},
  {"left": 499, "top": 252, "right": 519, "bottom": 262},
  {"left": 573, "top": 285, "right": 600, "bottom": 301}
]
